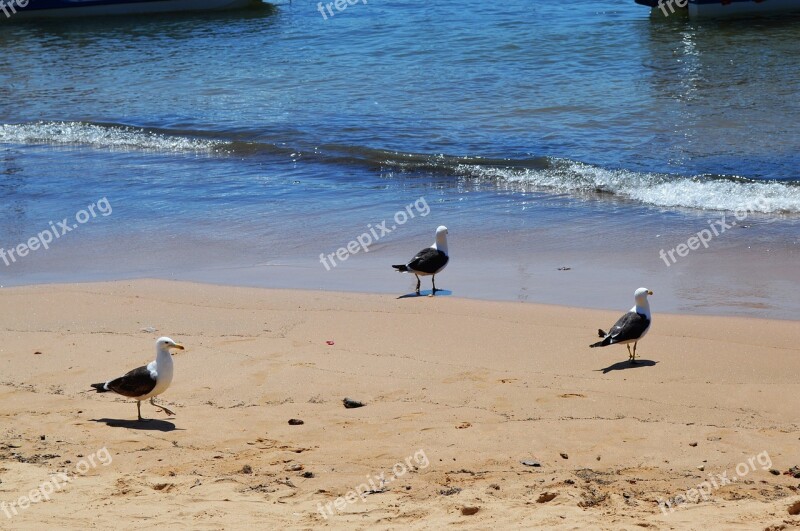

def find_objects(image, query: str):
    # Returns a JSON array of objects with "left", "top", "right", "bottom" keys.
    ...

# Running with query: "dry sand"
[{"left": 0, "top": 280, "right": 798, "bottom": 530}]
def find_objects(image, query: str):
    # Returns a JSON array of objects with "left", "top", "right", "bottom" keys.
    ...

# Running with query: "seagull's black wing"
[
  {"left": 104, "top": 365, "right": 157, "bottom": 398},
  {"left": 406, "top": 248, "right": 448, "bottom": 275},
  {"left": 606, "top": 312, "right": 650, "bottom": 343}
]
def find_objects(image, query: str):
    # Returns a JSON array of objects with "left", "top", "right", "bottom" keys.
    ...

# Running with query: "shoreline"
[{"left": 4, "top": 276, "right": 800, "bottom": 324}]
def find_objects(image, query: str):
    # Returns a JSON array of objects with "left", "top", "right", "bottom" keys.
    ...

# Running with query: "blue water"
[{"left": 0, "top": 0, "right": 798, "bottom": 316}]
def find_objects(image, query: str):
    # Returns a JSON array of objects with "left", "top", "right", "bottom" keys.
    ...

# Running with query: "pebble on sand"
[
  {"left": 343, "top": 398, "right": 365, "bottom": 409},
  {"left": 537, "top": 492, "right": 558, "bottom": 503}
]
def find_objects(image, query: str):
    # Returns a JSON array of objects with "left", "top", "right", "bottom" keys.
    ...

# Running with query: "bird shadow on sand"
[
  {"left": 397, "top": 289, "right": 453, "bottom": 299},
  {"left": 90, "top": 418, "right": 181, "bottom": 432},
  {"left": 596, "top": 359, "right": 658, "bottom": 374}
]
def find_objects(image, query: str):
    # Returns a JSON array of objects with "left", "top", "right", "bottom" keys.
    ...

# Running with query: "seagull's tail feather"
[
  {"left": 597, "top": 329, "right": 607, "bottom": 338},
  {"left": 392, "top": 264, "right": 409, "bottom": 272},
  {"left": 90, "top": 383, "right": 109, "bottom": 393},
  {"left": 590, "top": 337, "right": 612, "bottom": 348}
]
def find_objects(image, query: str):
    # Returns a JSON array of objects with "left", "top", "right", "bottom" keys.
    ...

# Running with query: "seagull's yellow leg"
[
  {"left": 150, "top": 397, "right": 175, "bottom": 417},
  {"left": 632, "top": 342, "right": 638, "bottom": 362},
  {"left": 626, "top": 344, "right": 632, "bottom": 360}
]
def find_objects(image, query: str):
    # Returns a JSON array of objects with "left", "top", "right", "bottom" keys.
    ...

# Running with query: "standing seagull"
[
  {"left": 590, "top": 288, "right": 653, "bottom": 362},
  {"left": 393, "top": 226, "right": 449, "bottom": 296},
  {"left": 90, "top": 337, "right": 185, "bottom": 421}
]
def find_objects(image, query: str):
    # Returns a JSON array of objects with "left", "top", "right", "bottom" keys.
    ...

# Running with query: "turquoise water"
[{"left": 0, "top": 1, "right": 798, "bottom": 316}]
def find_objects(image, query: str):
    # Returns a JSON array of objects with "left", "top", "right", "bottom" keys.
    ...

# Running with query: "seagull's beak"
[
  {"left": 172, "top": 343, "right": 185, "bottom": 351},
  {"left": 647, "top": 290, "right": 654, "bottom": 295}
]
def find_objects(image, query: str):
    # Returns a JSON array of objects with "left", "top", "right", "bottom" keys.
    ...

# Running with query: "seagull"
[
  {"left": 90, "top": 337, "right": 185, "bottom": 421},
  {"left": 590, "top": 288, "right": 653, "bottom": 362},
  {"left": 392, "top": 226, "right": 449, "bottom": 296}
]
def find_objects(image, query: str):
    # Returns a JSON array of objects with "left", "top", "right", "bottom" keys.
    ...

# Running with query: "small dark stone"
[
  {"left": 301, "top": 471, "right": 314, "bottom": 478},
  {"left": 770, "top": 469, "right": 781, "bottom": 476},
  {"left": 565, "top": 479, "right": 575, "bottom": 485},
  {"left": 537, "top": 492, "right": 558, "bottom": 503},
  {"left": 288, "top": 419, "right": 304, "bottom": 425},
  {"left": 440, "top": 486, "right": 462, "bottom": 496},
  {"left": 689, "top": 442, "right": 698, "bottom": 447},
  {"left": 240, "top": 465, "right": 253, "bottom": 474},
  {"left": 461, "top": 506, "right": 479, "bottom": 516},
  {"left": 560, "top": 453, "right": 569, "bottom": 460},
  {"left": 343, "top": 398, "right": 365, "bottom": 409},
  {"left": 521, "top": 460, "right": 541, "bottom": 468}
]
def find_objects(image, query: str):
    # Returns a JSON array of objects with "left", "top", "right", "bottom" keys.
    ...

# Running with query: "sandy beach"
[{"left": 0, "top": 279, "right": 798, "bottom": 530}]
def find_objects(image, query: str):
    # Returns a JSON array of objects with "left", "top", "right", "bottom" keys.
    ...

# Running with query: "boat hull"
[
  {"left": 639, "top": 0, "right": 800, "bottom": 18},
  {"left": 689, "top": 0, "right": 800, "bottom": 18},
  {"left": 9, "top": 0, "right": 257, "bottom": 19}
]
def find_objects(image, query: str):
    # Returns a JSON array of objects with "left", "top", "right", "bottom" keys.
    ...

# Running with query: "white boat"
[
  {"left": 6, "top": 0, "right": 259, "bottom": 19},
  {"left": 635, "top": 0, "right": 800, "bottom": 18}
]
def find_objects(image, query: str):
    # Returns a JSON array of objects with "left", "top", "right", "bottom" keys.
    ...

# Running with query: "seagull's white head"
[
  {"left": 156, "top": 337, "right": 185, "bottom": 355},
  {"left": 632, "top": 288, "right": 653, "bottom": 318},
  {"left": 634, "top": 287, "right": 653, "bottom": 303},
  {"left": 434, "top": 226, "right": 449, "bottom": 254}
]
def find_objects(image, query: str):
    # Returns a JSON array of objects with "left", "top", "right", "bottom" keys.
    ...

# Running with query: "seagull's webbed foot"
[{"left": 150, "top": 397, "right": 175, "bottom": 417}]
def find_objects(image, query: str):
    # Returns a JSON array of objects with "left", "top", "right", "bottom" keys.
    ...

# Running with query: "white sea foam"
[
  {"left": 458, "top": 159, "right": 800, "bottom": 214},
  {"left": 0, "top": 122, "right": 225, "bottom": 153}
]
